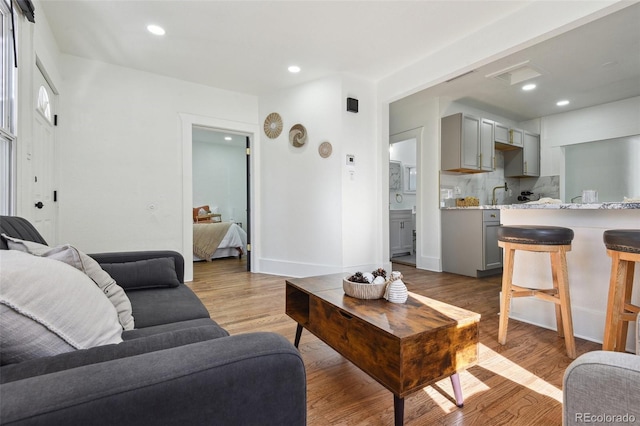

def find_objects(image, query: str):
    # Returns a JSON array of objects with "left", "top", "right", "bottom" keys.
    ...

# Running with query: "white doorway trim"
[
  {"left": 179, "top": 113, "right": 260, "bottom": 282},
  {"left": 389, "top": 127, "right": 423, "bottom": 265}
]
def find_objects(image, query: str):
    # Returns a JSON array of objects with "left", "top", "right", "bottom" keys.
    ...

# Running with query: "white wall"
[
  {"left": 543, "top": 96, "right": 640, "bottom": 148},
  {"left": 192, "top": 140, "right": 247, "bottom": 228},
  {"left": 536, "top": 96, "right": 640, "bottom": 200},
  {"left": 56, "top": 55, "right": 258, "bottom": 255},
  {"left": 340, "top": 74, "right": 380, "bottom": 272},
  {"left": 258, "top": 75, "right": 379, "bottom": 276}
]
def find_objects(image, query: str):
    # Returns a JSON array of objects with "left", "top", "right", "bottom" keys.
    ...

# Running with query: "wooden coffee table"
[{"left": 285, "top": 273, "right": 480, "bottom": 426}]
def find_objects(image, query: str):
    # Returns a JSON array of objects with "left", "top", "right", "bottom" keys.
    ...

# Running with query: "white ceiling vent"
[{"left": 485, "top": 61, "right": 542, "bottom": 85}]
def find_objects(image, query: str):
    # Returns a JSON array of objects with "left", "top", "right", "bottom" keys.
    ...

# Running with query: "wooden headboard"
[{"left": 193, "top": 205, "right": 210, "bottom": 222}]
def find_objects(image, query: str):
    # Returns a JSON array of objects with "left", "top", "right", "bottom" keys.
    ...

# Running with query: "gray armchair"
[{"left": 563, "top": 316, "right": 640, "bottom": 425}]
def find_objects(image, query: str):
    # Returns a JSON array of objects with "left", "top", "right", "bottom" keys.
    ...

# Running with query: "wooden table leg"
[
  {"left": 394, "top": 395, "right": 404, "bottom": 426},
  {"left": 450, "top": 373, "right": 464, "bottom": 407},
  {"left": 294, "top": 324, "right": 303, "bottom": 348}
]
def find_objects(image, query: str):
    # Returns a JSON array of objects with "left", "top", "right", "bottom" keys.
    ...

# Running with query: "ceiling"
[
  {"left": 40, "top": 1, "right": 640, "bottom": 122},
  {"left": 401, "top": 2, "right": 640, "bottom": 121},
  {"left": 39, "top": 0, "right": 529, "bottom": 94}
]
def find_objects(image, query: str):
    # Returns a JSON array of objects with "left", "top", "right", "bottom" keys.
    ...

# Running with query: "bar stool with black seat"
[
  {"left": 602, "top": 229, "right": 640, "bottom": 352},
  {"left": 497, "top": 225, "right": 576, "bottom": 359}
]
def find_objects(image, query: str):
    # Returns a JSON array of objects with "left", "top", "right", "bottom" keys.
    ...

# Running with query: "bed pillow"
[
  {"left": 0, "top": 250, "right": 123, "bottom": 364},
  {"left": 100, "top": 257, "right": 181, "bottom": 290},
  {"left": 1, "top": 234, "right": 134, "bottom": 331}
]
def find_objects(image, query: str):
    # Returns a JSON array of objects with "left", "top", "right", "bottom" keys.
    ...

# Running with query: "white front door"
[{"left": 31, "top": 66, "right": 57, "bottom": 244}]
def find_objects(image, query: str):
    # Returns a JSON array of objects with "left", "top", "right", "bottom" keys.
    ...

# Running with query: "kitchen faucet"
[{"left": 492, "top": 182, "right": 508, "bottom": 205}]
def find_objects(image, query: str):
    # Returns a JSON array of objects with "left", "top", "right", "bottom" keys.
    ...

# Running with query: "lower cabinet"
[
  {"left": 390, "top": 209, "right": 414, "bottom": 257},
  {"left": 441, "top": 209, "right": 502, "bottom": 277}
]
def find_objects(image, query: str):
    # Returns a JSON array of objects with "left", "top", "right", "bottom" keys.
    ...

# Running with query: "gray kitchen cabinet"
[
  {"left": 441, "top": 113, "right": 494, "bottom": 173},
  {"left": 494, "top": 122, "right": 523, "bottom": 150},
  {"left": 390, "top": 209, "right": 414, "bottom": 257},
  {"left": 494, "top": 121, "right": 510, "bottom": 145},
  {"left": 504, "top": 131, "right": 540, "bottom": 177},
  {"left": 441, "top": 209, "right": 502, "bottom": 277},
  {"left": 509, "top": 128, "right": 524, "bottom": 148},
  {"left": 480, "top": 119, "right": 495, "bottom": 171}
]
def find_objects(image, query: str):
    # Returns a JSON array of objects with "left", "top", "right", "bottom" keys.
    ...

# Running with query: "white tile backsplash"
[{"left": 440, "top": 152, "right": 559, "bottom": 205}]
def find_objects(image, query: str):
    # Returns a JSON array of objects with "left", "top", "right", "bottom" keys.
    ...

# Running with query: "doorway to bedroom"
[{"left": 192, "top": 127, "right": 250, "bottom": 271}]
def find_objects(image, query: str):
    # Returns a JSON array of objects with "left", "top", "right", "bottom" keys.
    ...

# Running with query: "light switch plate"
[{"left": 346, "top": 154, "right": 355, "bottom": 166}]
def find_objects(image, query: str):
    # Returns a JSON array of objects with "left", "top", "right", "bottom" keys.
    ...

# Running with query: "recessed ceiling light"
[
  {"left": 557, "top": 100, "right": 570, "bottom": 106},
  {"left": 288, "top": 65, "right": 301, "bottom": 73},
  {"left": 224, "top": 136, "right": 232, "bottom": 141},
  {"left": 147, "top": 25, "right": 165, "bottom": 36},
  {"left": 522, "top": 83, "right": 536, "bottom": 91}
]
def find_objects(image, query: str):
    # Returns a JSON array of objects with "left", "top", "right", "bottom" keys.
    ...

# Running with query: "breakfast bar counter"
[
  {"left": 493, "top": 202, "right": 639, "bottom": 349},
  {"left": 441, "top": 201, "right": 640, "bottom": 210}
]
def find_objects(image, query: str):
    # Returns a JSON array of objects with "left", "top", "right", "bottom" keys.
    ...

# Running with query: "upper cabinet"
[
  {"left": 509, "top": 128, "right": 524, "bottom": 148},
  {"left": 494, "top": 123, "right": 524, "bottom": 150},
  {"left": 504, "top": 131, "right": 540, "bottom": 177},
  {"left": 494, "top": 122, "right": 510, "bottom": 145},
  {"left": 480, "top": 119, "right": 495, "bottom": 171},
  {"left": 441, "top": 113, "right": 494, "bottom": 173}
]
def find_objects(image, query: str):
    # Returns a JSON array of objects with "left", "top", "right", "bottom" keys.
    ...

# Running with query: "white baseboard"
[
  {"left": 257, "top": 258, "right": 383, "bottom": 278},
  {"left": 417, "top": 255, "right": 441, "bottom": 272}
]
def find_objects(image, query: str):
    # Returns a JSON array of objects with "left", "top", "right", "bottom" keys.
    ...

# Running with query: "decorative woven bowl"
[{"left": 343, "top": 278, "right": 388, "bottom": 300}]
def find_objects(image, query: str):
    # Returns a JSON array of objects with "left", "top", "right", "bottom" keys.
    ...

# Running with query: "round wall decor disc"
[
  {"left": 263, "top": 112, "right": 283, "bottom": 139},
  {"left": 289, "top": 124, "right": 307, "bottom": 147},
  {"left": 318, "top": 141, "right": 332, "bottom": 158}
]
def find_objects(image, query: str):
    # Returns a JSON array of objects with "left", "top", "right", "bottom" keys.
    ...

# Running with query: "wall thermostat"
[{"left": 346, "top": 154, "right": 355, "bottom": 165}]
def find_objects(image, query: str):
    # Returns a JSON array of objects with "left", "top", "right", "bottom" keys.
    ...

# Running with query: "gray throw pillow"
[
  {"left": 0, "top": 250, "right": 123, "bottom": 364},
  {"left": 100, "top": 257, "right": 181, "bottom": 290},
  {"left": 2, "top": 234, "right": 134, "bottom": 330}
]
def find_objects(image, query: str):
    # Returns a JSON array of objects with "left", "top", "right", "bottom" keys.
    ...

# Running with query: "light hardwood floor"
[{"left": 189, "top": 258, "right": 600, "bottom": 425}]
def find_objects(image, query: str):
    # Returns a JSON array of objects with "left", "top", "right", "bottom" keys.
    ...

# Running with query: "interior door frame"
[
  {"left": 389, "top": 127, "right": 423, "bottom": 264},
  {"left": 31, "top": 60, "right": 59, "bottom": 244},
  {"left": 180, "top": 113, "right": 260, "bottom": 282},
  {"left": 245, "top": 135, "right": 251, "bottom": 271}
]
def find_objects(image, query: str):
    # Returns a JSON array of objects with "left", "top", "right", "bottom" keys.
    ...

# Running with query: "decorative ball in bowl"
[{"left": 343, "top": 269, "right": 389, "bottom": 300}]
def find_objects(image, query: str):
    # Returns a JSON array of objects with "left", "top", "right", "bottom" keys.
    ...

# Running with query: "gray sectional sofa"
[{"left": 0, "top": 215, "right": 306, "bottom": 425}]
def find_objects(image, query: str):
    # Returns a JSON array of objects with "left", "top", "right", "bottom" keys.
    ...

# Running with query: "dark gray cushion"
[
  {"left": 0, "top": 332, "right": 306, "bottom": 426},
  {"left": 121, "top": 318, "right": 227, "bottom": 340},
  {"left": 0, "top": 323, "right": 228, "bottom": 384},
  {"left": 100, "top": 257, "right": 181, "bottom": 290},
  {"left": 0, "top": 216, "right": 48, "bottom": 249},
  {"left": 497, "top": 225, "right": 574, "bottom": 245},
  {"left": 90, "top": 251, "right": 185, "bottom": 283},
  {"left": 126, "top": 284, "right": 211, "bottom": 328},
  {"left": 603, "top": 229, "right": 640, "bottom": 253}
]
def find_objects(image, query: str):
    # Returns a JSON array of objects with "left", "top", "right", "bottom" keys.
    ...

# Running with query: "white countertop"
[{"left": 442, "top": 202, "right": 640, "bottom": 210}]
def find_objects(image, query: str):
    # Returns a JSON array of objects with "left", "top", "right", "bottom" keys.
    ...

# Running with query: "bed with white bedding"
[{"left": 193, "top": 222, "right": 247, "bottom": 261}]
